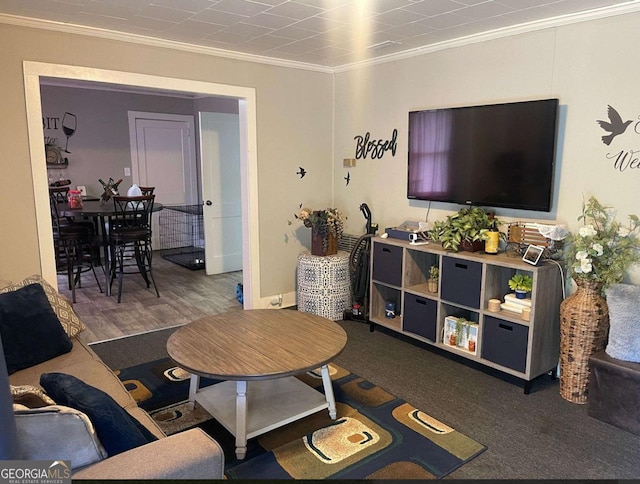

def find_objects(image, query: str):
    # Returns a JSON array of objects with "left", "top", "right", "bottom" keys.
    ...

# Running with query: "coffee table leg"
[
  {"left": 188, "top": 374, "right": 200, "bottom": 410},
  {"left": 235, "top": 380, "right": 248, "bottom": 460},
  {"left": 320, "top": 365, "right": 337, "bottom": 420}
]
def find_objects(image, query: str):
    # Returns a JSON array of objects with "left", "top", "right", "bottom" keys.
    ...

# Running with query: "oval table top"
[{"left": 167, "top": 309, "right": 348, "bottom": 381}]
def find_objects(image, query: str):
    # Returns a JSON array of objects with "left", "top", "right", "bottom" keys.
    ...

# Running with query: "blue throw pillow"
[
  {"left": 40, "top": 372, "right": 158, "bottom": 456},
  {"left": 0, "top": 283, "right": 72, "bottom": 374}
]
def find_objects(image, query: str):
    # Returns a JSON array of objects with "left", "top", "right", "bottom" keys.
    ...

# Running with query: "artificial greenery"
[
  {"left": 429, "top": 265, "right": 439, "bottom": 280},
  {"left": 297, "top": 207, "right": 344, "bottom": 239},
  {"left": 428, "top": 207, "right": 495, "bottom": 251},
  {"left": 565, "top": 196, "right": 640, "bottom": 290},
  {"left": 453, "top": 317, "right": 472, "bottom": 346},
  {"left": 508, "top": 274, "right": 533, "bottom": 293}
]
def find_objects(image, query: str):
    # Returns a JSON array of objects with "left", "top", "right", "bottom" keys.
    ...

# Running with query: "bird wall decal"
[
  {"left": 597, "top": 105, "right": 632, "bottom": 145},
  {"left": 345, "top": 172, "right": 351, "bottom": 186},
  {"left": 296, "top": 167, "right": 307, "bottom": 178}
]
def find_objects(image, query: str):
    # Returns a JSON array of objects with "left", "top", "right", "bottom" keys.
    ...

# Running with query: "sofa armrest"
[{"left": 72, "top": 428, "right": 225, "bottom": 480}]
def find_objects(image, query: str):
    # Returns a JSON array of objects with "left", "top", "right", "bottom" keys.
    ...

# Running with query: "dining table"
[{"left": 59, "top": 199, "right": 163, "bottom": 296}]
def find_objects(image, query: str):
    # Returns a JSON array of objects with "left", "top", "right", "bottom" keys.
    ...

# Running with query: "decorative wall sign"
[
  {"left": 354, "top": 128, "right": 398, "bottom": 159},
  {"left": 597, "top": 105, "right": 631, "bottom": 145},
  {"left": 597, "top": 105, "right": 640, "bottom": 172},
  {"left": 43, "top": 111, "right": 77, "bottom": 168}
]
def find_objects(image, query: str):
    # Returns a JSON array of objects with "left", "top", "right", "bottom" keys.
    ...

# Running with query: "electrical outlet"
[{"left": 124, "top": 167, "right": 131, "bottom": 177}]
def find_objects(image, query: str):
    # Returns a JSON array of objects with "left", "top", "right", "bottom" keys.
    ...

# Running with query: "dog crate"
[{"left": 159, "top": 204, "right": 205, "bottom": 270}]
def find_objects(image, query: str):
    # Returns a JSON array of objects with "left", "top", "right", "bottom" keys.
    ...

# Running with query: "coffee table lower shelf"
[{"left": 194, "top": 376, "right": 330, "bottom": 458}]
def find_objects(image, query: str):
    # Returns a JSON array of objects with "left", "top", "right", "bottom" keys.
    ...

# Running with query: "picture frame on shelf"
[
  {"left": 442, "top": 316, "right": 478, "bottom": 355},
  {"left": 522, "top": 244, "right": 544, "bottom": 265}
]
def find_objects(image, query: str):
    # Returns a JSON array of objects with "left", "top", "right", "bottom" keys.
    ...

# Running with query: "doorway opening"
[{"left": 24, "top": 61, "right": 259, "bottom": 314}]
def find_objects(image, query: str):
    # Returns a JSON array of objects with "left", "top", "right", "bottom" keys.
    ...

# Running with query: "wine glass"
[{"left": 62, "top": 112, "right": 77, "bottom": 153}]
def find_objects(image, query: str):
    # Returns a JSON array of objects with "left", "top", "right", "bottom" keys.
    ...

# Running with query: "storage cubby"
[
  {"left": 370, "top": 282, "right": 402, "bottom": 331},
  {"left": 404, "top": 249, "right": 439, "bottom": 295},
  {"left": 369, "top": 237, "right": 563, "bottom": 392},
  {"left": 441, "top": 256, "right": 482, "bottom": 309},
  {"left": 403, "top": 294, "right": 437, "bottom": 341},
  {"left": 372, "top": 243, "right": 403, "bottom": 286}
]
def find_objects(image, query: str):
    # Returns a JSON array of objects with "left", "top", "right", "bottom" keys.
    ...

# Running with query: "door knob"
[{"left": 205, "top": 200, "right": 212, "bottom": 206}]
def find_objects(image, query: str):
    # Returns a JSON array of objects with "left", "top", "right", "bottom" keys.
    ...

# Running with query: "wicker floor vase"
[{"left": 559, "top": 279, "right": 609, "bottom": 404}]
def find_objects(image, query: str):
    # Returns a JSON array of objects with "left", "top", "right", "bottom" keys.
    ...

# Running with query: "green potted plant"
[
  {"left": 508, "top": 273, "right": 533, "bottom": 299},
  {"left": 428, "top": 207, "right": 495, "bottom": 252},
  {"left": 427, "top": 265, "right": 439, "bottom": 293}
]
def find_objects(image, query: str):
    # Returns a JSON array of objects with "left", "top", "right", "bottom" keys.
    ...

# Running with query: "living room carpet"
[{"left": 114, "top": 356, "right": 486, "bottom": 479}]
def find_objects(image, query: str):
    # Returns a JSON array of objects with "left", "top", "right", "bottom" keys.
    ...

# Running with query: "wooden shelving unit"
[{"left": 369, "top": 237, "right": 564, "bottom": 392}]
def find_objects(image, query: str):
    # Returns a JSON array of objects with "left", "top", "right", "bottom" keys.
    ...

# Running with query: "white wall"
[{"left": 333, "top": 12, "right": 640, "bottom": 284}]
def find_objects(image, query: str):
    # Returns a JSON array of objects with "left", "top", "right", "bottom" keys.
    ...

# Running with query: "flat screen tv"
[{"left": 407, "top": 98, "right": 559, "bottom": 212}]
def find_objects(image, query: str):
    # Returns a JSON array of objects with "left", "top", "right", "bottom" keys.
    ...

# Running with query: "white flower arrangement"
[{"left": 566, "top": 197, "right": 640, "bottom": 289}]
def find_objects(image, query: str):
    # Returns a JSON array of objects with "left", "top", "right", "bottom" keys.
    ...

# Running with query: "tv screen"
[{"left": 407, "top": 98, "right": 559, "bottom": 212}]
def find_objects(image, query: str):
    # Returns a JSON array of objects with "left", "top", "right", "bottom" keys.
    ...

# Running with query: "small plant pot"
[
  {"left": 515, "top": 289, "right": 528, "bottom": 299},
  {"left": 460, "top": 239, "right": 485, "bottom": 252},
  {"left": 427, "top": 278, "right": 438, "bottom": 293},
  {"left": 449, "top": 334, "right": 456, "bottom": 346}
]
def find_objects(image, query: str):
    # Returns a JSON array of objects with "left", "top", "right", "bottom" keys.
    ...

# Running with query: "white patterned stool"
[{"left": 297, "top": 251, "right": 351, "bottom": 321}]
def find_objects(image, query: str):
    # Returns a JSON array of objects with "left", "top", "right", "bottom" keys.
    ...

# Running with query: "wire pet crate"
[{"left": 159, "top": 204, "right": 205, "bottom": 270}]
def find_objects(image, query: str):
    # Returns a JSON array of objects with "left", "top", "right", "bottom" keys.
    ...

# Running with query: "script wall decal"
[
  {"left": 597, "top": 105, "right": 640, "bottom": 172},
  {"left": 354, "top": 128, "right": 398, "bottom": 159}
]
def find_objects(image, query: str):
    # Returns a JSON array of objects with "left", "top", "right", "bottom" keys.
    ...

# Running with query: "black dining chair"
[
  {"left": 108, "top": 194, "right": 160, "bottom": 303},
  {"left": 139, "top": 186, "right": 155, "bottom": 196},
  {"left": 49, "top": 189, "right": 103, "bottom": 303}
]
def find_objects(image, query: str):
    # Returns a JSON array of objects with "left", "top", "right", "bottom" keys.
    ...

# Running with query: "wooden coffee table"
[{"left": 166, "top": 309, "right": 348, "bottom": 459}]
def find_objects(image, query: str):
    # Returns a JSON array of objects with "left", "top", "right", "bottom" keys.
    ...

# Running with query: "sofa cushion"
[
  {"left": 14, "top": 404, "right": 108, "bottom": 469},
  {"left": 11, "top": 384, "right": 56, "bottom": 408},
  {"left": 605, "top": 283, "right": 640, "bottom": 363},
  {"left": 40, "top": 373, "right": 158, "bottom": 456},
  {"left": 0, "top": 284, "right": 73, "bottom": 374},
  {"left": 0, "top": 274, "right": 86, "bottom": 338}
]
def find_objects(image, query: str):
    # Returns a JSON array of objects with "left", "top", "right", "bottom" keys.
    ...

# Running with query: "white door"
[
  {"left": 128, "top": 112, "right": 197, "bottom": 248},
  {"left": 199, "top": 112, "right": 242, "bottom": 275}
]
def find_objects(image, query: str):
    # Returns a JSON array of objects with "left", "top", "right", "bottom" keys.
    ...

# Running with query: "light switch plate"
[{"left": 124, "top": 167, "right": 131, "bottom": 176}]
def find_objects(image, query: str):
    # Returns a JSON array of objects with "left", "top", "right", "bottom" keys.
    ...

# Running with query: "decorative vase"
[
  {"left": 311, "top": 228, "right": 337, "bottom": 256},
  {"left": 559, "top": 279, "right": 610, "bottom": 404}
]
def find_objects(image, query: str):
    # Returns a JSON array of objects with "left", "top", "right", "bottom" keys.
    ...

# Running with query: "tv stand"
[{"left": 369, "top": 237, "right": 562, "bottom": 393}]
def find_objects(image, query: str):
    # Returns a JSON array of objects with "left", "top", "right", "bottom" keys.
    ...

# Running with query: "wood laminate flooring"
[{"left": 57, "top": 252, "right": 243, "bottom": 344}]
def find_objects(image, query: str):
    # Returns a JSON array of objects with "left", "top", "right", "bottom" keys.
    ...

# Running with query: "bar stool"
[
  {"left": 139, "top": 186, "right": 155, "bottom": 196},
  {"left": 108, "top": 195, "right": 160, "bottom": 303},
  {"left": 49, "top": 189, "right": 103, "bottom": 303}
]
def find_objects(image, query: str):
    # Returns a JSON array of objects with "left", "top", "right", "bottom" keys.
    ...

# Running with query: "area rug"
[{"left": 115, "top": 358, "right": 486, "bottom": 479}]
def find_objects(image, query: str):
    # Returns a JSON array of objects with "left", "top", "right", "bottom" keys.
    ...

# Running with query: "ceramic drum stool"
[{"left": 297, "top": 251, "right": 351, "bottom": 321}]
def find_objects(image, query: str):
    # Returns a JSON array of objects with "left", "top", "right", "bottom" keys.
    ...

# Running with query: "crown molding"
[
  {"left": 0, "top": 13, "right": 334, "bottom": 74},
  {"left": 3, "top": 1, "right": 640, "bottom": 75},
  {"left": 334, "top": 1, "right": 640, "bottom": 72}
]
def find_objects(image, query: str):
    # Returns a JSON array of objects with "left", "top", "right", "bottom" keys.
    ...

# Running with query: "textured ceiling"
[{"left": 1, "top": 0, "right": 638, "bottom": 69}]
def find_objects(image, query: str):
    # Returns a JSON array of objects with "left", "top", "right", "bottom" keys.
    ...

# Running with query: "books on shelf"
[
  {"left": 504, "top": 293, "right": 532, "bottom": 307},
  {"left": 500, "top": 302, "right": 524, "bottom": 314}
]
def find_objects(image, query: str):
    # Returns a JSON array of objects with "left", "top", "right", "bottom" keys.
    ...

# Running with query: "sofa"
[{"left": 0, "top": 275, "right": 224, "bottom": 479}]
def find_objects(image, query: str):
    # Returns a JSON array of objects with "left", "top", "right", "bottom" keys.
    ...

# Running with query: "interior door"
[
  {"left": 129, "top": 113, "right": 197, "bottom": 248},
  {"left": 199, "top": 112, "right": 242, "bottom": 275}
]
